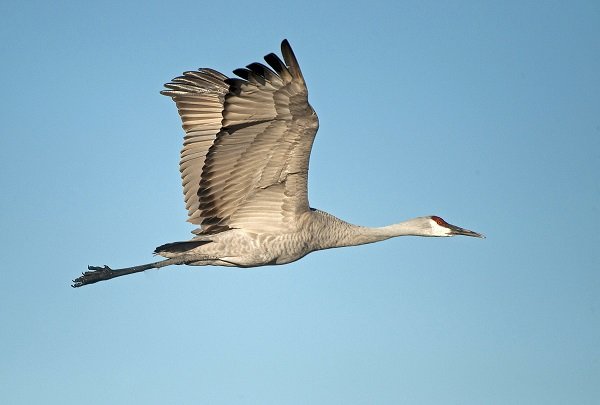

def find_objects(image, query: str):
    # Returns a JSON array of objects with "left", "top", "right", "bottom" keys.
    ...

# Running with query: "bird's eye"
[{"left": 431, "top": 216, "right": 446, "bottom": 226}]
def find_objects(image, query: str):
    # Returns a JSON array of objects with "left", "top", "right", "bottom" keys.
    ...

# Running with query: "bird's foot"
[{"left": 71, "top": 265, "right": 115, "bottom": 288}]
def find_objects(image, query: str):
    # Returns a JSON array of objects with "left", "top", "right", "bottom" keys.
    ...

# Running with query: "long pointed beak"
[{"left": 448, "top": 224, "right": 485, "bottom": 238}]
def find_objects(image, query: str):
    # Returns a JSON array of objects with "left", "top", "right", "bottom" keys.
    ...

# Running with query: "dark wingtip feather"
[
  {"left": 233, "top": 68, "right": 251, "bottom": 80},
  {"left": 280, "top": 39, "right": 304, "bottom": 81},
  {"left": 246, "top": 62, "right": 278, "bottom": 83},
  {"left": 264, "top": 53, "right": 285, "bottom": 72}
]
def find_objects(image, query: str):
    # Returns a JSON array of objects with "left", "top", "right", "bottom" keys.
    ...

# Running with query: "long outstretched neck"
[
  {"left": 348, "top": 219, "right": 433, "bottom": 246},
  {"left": 333, "top": 214, "right": 483, "bottom": 247},
  {"left": 310, "top": 211, "right": 434, "bottom": 249}
]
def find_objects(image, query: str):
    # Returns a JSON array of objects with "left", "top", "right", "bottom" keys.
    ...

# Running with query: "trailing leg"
[{"left": 71, "top": 255, "right": 217, "bottom": 288}]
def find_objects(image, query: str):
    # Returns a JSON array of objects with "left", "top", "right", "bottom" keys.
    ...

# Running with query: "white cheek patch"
[{"left": 429, "top": 219, "right": 452, "bottom": 237}]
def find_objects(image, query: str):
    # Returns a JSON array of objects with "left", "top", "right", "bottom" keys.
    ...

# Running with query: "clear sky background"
[{"left": 1, "top": 1, "right": 598, "bottom": 404}]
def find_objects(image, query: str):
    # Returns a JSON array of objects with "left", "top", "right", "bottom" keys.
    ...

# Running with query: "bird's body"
[
  {"left": 156, "top": 210, "right": 350, "bottom": 267},
  {"left": 73, "top": 40, "right": 482, "bottom": 288}
]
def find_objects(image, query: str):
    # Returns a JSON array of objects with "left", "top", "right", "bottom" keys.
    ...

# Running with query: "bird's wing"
[
  {"left": 161, "top": 68, "right": 229, "bottom": 225},
  {"left": 161, "top": 40, "right": 319, "bottom": 234}
]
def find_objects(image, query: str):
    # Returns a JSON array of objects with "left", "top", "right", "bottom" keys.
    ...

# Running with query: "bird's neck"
[
  {"left": 348, "top": 220, "right": 433, "bottom": 246},
  {"left": 308, "top": 211, "right": 431, "bottom": 250}
]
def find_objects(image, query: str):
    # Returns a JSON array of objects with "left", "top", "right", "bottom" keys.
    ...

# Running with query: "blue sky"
[{"left": 1, "top": 0, "right": 599, "bottom": 404}]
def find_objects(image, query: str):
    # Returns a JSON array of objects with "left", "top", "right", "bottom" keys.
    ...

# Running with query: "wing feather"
[{"left": 162, "top": 40, "right": 319, "bottom": 233}]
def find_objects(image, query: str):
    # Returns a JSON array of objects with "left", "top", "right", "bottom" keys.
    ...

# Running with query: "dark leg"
[{"left": 71, "top": 255, "right": 216, "bottom": 288}]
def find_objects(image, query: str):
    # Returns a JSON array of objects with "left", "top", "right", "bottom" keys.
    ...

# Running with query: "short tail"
[{"left": 154, "top": 240, "right": 210, "bottom": 255}]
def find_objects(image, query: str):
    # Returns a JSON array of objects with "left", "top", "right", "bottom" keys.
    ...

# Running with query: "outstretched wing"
[
  {"left": 161, "top": 68, "right": 229, "bottom": 227},
  {"left": 161, "top": 40, "right": 319, "bottom": 234}
]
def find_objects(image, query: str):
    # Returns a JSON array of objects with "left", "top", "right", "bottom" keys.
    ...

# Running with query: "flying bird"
[{"left": 72, "top": 39, "right": 483, "bottom": 288}]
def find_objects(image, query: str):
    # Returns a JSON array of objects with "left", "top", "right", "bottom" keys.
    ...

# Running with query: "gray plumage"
[{"left": 72, "top": 39, "right": 483, "bottom": 288}]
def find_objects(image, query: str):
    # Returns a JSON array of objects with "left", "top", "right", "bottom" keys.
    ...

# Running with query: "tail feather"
[{"left": 154, "top": 240, "right": 210, "bottom": 254}]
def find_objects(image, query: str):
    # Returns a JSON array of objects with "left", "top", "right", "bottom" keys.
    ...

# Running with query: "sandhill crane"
[{"left": 72, "top": 39, "right": 483, "bottom": 288}]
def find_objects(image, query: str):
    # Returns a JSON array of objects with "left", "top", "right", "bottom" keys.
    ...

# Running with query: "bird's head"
[{"left": 422, "top": 216, "right": 485, "bottom": 238}]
